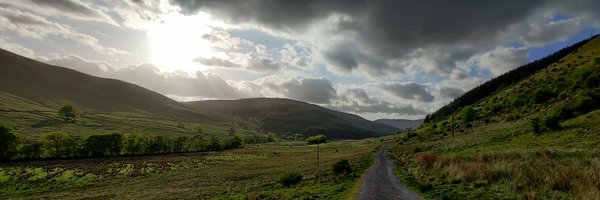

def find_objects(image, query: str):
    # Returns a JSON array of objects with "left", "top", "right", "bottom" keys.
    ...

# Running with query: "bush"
[
  {"left": 279, "top": 172, "right": 303, "bottom": 187},
  {"left": 0, "top": 125, "right": 17, "bottom": 160},
  {"left": 530, "top": 117, "right": 542, "bottom": 135},
  {"left": 532, "top": 87, "right": 556, "bottom": 103},
  {"left": 542, "top": 113, "right": 561, "bottom": 130},
  {"left": 332, "top": 159, "right": 353, "bottom": 175},
  {"left": 307, "top": 135, "right": 327, "bottom": 144},
  {"left": 415, "top": 151, "right": 439, "bottom": 168}
]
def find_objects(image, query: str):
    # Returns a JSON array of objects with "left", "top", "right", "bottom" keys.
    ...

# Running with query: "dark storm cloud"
[
  {"left": 380, "top": 83, "right": 434, "bottom": 103},
  {"left": 170, "top": 0, "right": 552, "bottom": 73},
  {"left": 439, "top": 87, "right": 465, "bottom": 99},
  {"left": 171, "top": 0, "right": 362, "bottom": 32},
  {"left": 280, "top": 78, "right": 337, "bottom": 104}
]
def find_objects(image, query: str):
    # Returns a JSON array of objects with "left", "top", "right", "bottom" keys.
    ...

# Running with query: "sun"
[{"left": 147, "top": 12, "right": 214, "bottom": 72}]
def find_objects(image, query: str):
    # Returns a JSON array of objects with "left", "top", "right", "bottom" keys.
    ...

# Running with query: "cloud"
[
  {"left": 172, "top": 0, "right": 600, "bottom": 81},
  {"left": 279, "top": 78, "right": 337, "bottom": 104},
  {"left": 42, "top": 55, "right": 244, "bottom": 99},
  {"left": 461, "top": 46, "right": 528, "bottom": 77},
  {"left": 202, "top": 30, "right": 254, "bottom": 50},
  {"left": 171, "top": 0, "right": 551, "bottom": 75},
  {"left": 0, "top": 0, "right": 119, "bottom": 26},
  {"left": 0, "top": 7, "right": 128, "bottom": 55},
  {"left": 245, "top": 52, "right": 282, "bottom": 72},
  {"left": 194, "top": 56, "right": 241, "bottom": 68},
  {"left": 280, "top": 43, "right": 312, "bottom": 68},
  {"left": 41, "top": 55, "right": 115, "bottom": 77},
  {"left": 439, "top": 87, "right": 465, "bottom": 99},
  {"left": 113, "top": 64, "right": 243, "bottom": 99},
  {"left": 331, "top": 88, "right": 427, "bottom": 116},
  {"left": 380, "top": 82, "right": 434, "bottom": 102},
  {"left": 0, "top": 37, "right": 34, "bottom": 57}
]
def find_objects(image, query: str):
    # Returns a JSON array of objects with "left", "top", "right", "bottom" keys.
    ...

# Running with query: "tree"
[
  {"left": 187, "top": 135, "right": 206, "bottom": 151},
  {"left": 43, "top": 132, "right": 70, "bottom": 158},
  {"left": 173, "top": 136, "right": 188, "bottom": 152},
  {"left": 19, "top": 141, "right": 42, "bottom": 159},
  {"left": 0, "top": 125, "right": 17, "bottom": 160},
  {"left": 124, "top": 133, "right": 145, "bottom": 154},
  {"left": 222, "top": 136, "right": 242, "bottom": 149},
  {"left": 58, "top": 105, "right": 80, "bottom": 123},
  {"left": 307, "top": 135, "right": 327, "bottom": 145},
  {"left": 460, "top": 106, "right": 478, "bottom": 123},
  {"left": 206, "top": 137, "right": 223, "bottom": 151}
]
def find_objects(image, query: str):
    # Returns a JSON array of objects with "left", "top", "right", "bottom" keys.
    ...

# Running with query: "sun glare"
[{"left": 147, "top": 12, "right": 214, "bottom": 72}]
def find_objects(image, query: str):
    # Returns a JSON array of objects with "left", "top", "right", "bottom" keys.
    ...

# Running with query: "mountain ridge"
[{"left": 184, "top": 98, "right": 399, "bottom": 139}]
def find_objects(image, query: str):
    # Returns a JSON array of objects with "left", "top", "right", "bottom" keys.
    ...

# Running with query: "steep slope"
[
  {"left": 374, "top": 119, "right": 423, "bottom": 130},
  {"left": 184, "top": 98, "right": 399, "bottom": 139},
  {"left": 0, "top": 49, "right": 206, "bottom": 121},
  {"left": 426, "top": 35, "right": 598, "bottom": 122},
  {"left": 389, "top": 35, "right": 600, "bottom": 199},
  {"left": 422, "top": 34, "right": 600, "bottom": 130}
]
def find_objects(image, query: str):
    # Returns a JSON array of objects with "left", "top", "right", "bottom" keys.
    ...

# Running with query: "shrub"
[
  {"left": 279, "top": 172, "right": 303, "bottom": 187},
  {"left": 415, "top": 151, "right": 439, "bottom": 168},
  {"left": 0, "top": 125, "right": 17, "bottom": 160},
  {"left": 532, "top": 87, "right": 556, "bottom": 104},
  {"left": 542, "top": 113, "right": 561, "bottom": 130},
  {"left": 332, "top": 159, "right": 353, "bottom": 175},
  {"left": 530, "top": 117, "right": 542, "bottom": 135},
  {"left": 307, "top": 135, "right": 327, "bottom": 145}
]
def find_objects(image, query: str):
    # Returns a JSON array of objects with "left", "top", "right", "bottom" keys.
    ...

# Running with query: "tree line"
[{"left": 0, "top": 125, "right": 277, "bottom": 161}]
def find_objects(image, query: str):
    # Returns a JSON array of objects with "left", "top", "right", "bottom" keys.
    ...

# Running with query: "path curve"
[{"left": 357, "top": 148, "right": 422, "bottom": 200}]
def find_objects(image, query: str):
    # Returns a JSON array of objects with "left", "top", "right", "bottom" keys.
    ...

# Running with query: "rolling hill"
[
  {"left": 184, "top": 98, "right": 399, "bottom": 139},
  {"left": 0, "top": 49, "right": 207, "bottom": 121},
  {"left": 390, "top": 35, "right": 600, "bottom": 199},
  {"left": 374, "top": 119, "right": 423, "bottom": 130},
  {"left": 0, "top": 48, "right": 396, "bottom": 139}
]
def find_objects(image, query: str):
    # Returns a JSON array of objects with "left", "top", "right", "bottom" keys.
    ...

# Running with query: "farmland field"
[{"left": 0, "top": 139, "right": 384, "bottom": 199}]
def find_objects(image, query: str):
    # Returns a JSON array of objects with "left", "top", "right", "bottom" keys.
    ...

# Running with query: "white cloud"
[
  {"left": 0, "top": 7, "right": 128, "bottom": 55},
  {"left": 0, "top": 0, "right": 119, "bottom": 26},
  {"left": 460, "top": 46, "right": 528, "bottom": 77},
  {"left": 0, "top": 37, "right": 34, "bottom": 57}
]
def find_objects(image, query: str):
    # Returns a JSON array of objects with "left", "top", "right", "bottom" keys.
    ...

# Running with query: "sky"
[{"left": 0, "top": 0, "right": 599, "bottom": 120}]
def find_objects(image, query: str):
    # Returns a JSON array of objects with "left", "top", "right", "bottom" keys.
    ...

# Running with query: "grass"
[
  {"left": 390, "top": 109, "right": 600, "bottom": 199},
  {"left": 0, "top": 92, "right": 252, "bottom": 141},
  {"left": 0, "top": 139, "right": 381, "bottom": 199}
]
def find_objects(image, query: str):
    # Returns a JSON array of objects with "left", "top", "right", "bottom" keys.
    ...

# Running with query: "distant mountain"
[
  {"left": 375, "top": 119, "right": 423, "bottom": 130},
  {"left": 184, "top": 98, "right": 399, "bottom": 139},
  {"left": 0, "top": 49, "right": 207, "bottom": 121}
]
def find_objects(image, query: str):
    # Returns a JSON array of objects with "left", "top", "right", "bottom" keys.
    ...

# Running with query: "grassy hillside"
[
  {"left": 390, "top": 35, "right": 600, "bottom": 199},
  {"left": 0, "top": 49, "right": 207, "bottom": 121},
  {"left": 0, "top": 49, "right": 397, "bottom": 141},
  {"left": 184, "top": 98, "right": 399, "bottom": 139},
  {"left": 375, "top": 119, "right": 423, "bottom": 130}
]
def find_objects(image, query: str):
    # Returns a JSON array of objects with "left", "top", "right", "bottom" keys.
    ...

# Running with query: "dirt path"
[{"left": 357, "top": 148, "right": 421, "bottom": 200}]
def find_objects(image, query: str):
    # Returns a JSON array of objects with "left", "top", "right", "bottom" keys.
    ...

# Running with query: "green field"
[{"left": 0, "top": 140, "right": 382, "bottom": 199}]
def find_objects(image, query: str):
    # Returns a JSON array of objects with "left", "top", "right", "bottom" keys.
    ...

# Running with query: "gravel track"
[{"left": 357, "top": 148, "right": 422, "bottom": 200}]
